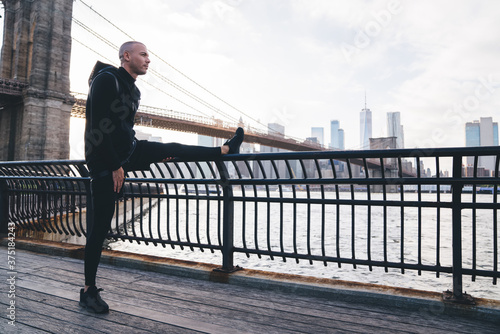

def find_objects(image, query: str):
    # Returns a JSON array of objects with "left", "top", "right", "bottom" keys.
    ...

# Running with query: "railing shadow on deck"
[{"left": 1, "top": 146, "right": 499, "bottom": 304}]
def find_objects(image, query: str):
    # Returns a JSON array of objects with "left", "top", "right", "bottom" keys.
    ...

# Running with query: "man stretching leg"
[{"left": 81, "top": 41, "right": 244, "bottom": 313}]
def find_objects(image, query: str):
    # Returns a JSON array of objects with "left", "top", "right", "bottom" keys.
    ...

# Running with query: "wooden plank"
[
  {"left": 14, "top": 277, "right": 236, "bottom": 334},
  {"left": 0, "top": 300, "right": 98, "bottom": 334},
  {"left": 0, "top": 316, "right": 50, "bottom": 334},
  {"left": 1, "top": 289, "right": 197, "bottom": 334}
]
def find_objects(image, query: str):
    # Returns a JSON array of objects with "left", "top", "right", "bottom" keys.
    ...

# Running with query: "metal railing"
[{"left": 1, "top": 147, "right": 499, "bottom": 302}]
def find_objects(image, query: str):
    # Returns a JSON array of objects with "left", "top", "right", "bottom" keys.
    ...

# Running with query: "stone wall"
[{"left": 0, "top": 0, "right": 74, "bottom": 160}]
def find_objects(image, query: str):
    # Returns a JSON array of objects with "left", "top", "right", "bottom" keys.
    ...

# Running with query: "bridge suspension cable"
[
  {"left": 72, "top": 11, "right": 237, "bottom": 121},
  {"left": 72, "top": 37, "right": 117, "bottom": 66}
]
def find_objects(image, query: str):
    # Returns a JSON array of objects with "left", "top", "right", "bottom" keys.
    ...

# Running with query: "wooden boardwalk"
[{"left": 1, "top": 247, "right": 499, "bottom": 334}]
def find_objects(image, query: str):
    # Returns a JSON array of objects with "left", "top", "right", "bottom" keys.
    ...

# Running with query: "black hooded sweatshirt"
[{"left": 84, "top": 64, "right": 141, "bottom": 177}]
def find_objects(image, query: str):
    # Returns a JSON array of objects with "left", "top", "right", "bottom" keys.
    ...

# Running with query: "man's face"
[{"left": 126, "top": 43, "right": 150, "bottom": 77}]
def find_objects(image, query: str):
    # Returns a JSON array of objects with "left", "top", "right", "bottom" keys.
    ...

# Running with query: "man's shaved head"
[{"left": 119, "top": 41, "right": 146, "bottom": 63}]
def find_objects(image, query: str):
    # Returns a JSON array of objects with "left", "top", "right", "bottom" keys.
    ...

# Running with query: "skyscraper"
[
  {"left": 465, "top": 121, "right": 480, "bottom": 147},
  {"left": 338, "top": 129, "right": 345, "bottom": 150},
  {"left": 330, "top": 120, "right": 339, "bottom": 149},
  {"left": 387, "top": 111, "right": 404, "bottom": 148},
  {"left": 360, "top": 107, "right": 372, "bottom": 150},
  {"left": 311, "top": 127, "right": 324, "bottom": 147},
  {"left": 330, "top": 120, "right": 345, "bottom": 149},
  {"left": 465, "top": 117, "right": 499, "bottom": 173}
]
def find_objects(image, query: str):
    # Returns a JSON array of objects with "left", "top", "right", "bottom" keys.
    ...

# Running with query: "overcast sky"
[{"left": 4, "top": 0, "right": 500, "bottom": 157}]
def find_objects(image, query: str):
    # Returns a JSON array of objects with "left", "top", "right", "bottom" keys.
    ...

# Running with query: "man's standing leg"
[{"left": 80, "top": 175, "right": 115, "bottom": 313}]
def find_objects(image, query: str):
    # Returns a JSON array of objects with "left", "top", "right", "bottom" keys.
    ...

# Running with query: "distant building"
[
  {"left": 465, "top": 117, "right": 499, "bottom": 174},
  {"left": 465, "top": 121, "right": 481, "bottom": 147},
  {"left": 330, "top": 120, "right": 339, "bottom": 148},
  {"left": 330, "top": 120, "right": 345, "bottom": 149},
  {"left": 360, "top": 107, "right": 372, "bottom": 150},
  {"left": 387, "top": 111, "right": 404, "bottom": 148},
  {"left": 338, "top": 129, "right": 345, "bottom": 150},
  {"left": 311, "top": 127, "right": 324, "bottom": 147}
]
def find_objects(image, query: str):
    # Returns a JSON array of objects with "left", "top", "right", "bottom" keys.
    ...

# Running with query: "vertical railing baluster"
[
  {"left": 435, "top": 157, "right": 441, "bottom": 278},
  {"left": 416, "top": 156, "right": 422, "bottom": 276},
  {"left": 493, "top": 154, "right": 499, "bottom": 285},
  {"left": 472, "top": 155, "right": 478, "bottom": 282},
  {"left": 378, "top": 158, "right": 385, "bottom": 272},
  {"left": 451, "top": 154, "right": 464, "bottom": 299},
  {"left": 398, "top": 157, "right": 405, "bottom": 274},
  {"left": 242, "top": 160, "right": 254, "bottom": 258}
]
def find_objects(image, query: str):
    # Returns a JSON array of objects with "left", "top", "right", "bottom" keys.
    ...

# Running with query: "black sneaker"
[
  {"left": 79, "top": 286, "right": 109, "bottom": 313},
  {"left": 224, "top": 127, "right": 244, "bottom": 154}
]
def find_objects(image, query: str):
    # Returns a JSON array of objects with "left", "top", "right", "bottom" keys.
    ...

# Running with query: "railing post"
[
  {"left": 451, "top": 154, "right": 464, "bottom": 299},
  {"left": 215, "top": 160, "right": 239, "bottom": 272},
  {"left": 444, "top": 155, "right": 475, "bottom": 304}
]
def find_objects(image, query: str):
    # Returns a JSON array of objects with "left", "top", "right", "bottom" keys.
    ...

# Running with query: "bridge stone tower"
[{"left": 0, "top": 0, "right": 74, "bottom": 160}]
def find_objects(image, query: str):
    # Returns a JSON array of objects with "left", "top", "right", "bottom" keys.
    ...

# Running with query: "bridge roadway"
[
  {"left": 71, "top": 98, "right": 325, "bottom": 152},
  {"left": 1, "top": 240, "right": 499, "bottom": 333}
]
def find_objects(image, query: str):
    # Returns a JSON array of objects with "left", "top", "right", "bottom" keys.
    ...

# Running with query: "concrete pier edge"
[{"left": 2, "top": 237, "right": 499, "bottom": 324}]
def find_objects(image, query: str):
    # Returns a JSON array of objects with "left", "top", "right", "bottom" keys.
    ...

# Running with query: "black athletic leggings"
[{"left": 84, "top": 141, "right": 221, "bottom": 286}]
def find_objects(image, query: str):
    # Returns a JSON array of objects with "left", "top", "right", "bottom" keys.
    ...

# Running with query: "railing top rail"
[
  {"left": 0, "top": 160, "right": 86, "bottom": 166},
  {"left": 0, "top": 146, "right": 498, "bottom": 166}
]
